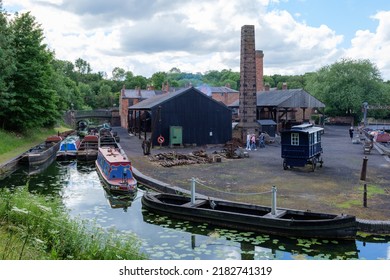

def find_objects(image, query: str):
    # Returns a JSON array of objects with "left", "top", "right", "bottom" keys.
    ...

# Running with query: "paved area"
[{"left": 116, "top": 125, "right": 390, "bottom": 220}]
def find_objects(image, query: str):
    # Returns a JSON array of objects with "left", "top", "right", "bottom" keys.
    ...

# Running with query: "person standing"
[
  {"left": 349, "top": 126, "right": 354, "bottom": 141},
  {"left": 246, "top": 133, "right": 251, "bottom": 150},
  {"left": 250, "top": 134, "right": 257, "bottom": 150},
  {"left": 259, "top": 132, "right": 265, "bottom": 148}
]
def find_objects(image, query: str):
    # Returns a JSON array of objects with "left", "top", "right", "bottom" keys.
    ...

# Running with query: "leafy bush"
[{"left": 0, "top": 187, "right": 146, "bottom": 260}]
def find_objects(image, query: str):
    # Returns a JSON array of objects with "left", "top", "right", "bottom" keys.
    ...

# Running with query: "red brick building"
[
  {"left": 196, "top": 85, "right": 239, "bottom": 106},
  {"left": 119, "top": 87, "right": 162, "bottom": 130}
]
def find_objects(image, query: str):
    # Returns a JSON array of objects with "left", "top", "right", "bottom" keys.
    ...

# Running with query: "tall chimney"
[
  {"left": 255, "top": 50, "right": 264, "bottom": 92},
  {"left": 282, "top": 82, "right": 287, "bottom": 90},
  {"left": 237, "top": 25, "right": 260, "bottom": 141}
]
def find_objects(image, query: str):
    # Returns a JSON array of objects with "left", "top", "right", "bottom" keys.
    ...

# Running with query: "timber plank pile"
[{"left": 149, "top": 150, "right": 213, "bottom": 167}]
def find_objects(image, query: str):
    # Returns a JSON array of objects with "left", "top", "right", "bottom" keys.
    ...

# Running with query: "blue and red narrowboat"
[{"left": 95, "top": 146, "right": 137, "bottom": 194}]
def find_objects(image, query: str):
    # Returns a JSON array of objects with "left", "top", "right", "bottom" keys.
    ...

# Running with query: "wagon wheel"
[
  {"left": 311, "top": 157, "right": 317, "bottom": 172},
  {"left": 319, "top": 156, "right": 323, "bottom": 167},
  {"left": 283, "top": 160, "right": 288, "bottom": 170}
]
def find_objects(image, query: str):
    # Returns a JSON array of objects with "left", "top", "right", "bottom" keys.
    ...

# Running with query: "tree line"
[{"left": 1, "top": 3, "right": 389, "bottom": 132}]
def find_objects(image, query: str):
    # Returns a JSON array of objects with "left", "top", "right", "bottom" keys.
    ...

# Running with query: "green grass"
[
  {"left": 0, "top": 126, "right": 70, "bottom": 164},
  {"left": 358, "top": 184, "right": 386, "bottom": 196},
  {"left": 0, "top": 187, "right": 146, "bottom": 260}
]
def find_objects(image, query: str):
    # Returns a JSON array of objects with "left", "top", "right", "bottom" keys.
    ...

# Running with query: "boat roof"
[
  {"left": 83, "top": 135, "right": 99, "bottom": 142},
  {"left": 98, "top": 146, "right": 130, "bottom": 164}
]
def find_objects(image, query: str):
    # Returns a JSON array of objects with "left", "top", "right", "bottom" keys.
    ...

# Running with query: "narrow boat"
[
  {"left": 99, "top": 128, "right": 119, "bottom": 147},
  {"left": 57, "top": 135, "right": 80, "bottom": 160},
  {"left": 20, "top": 135, "right": 62, "bottom": 167},
  {"left": 77, "top": 134, "right": 99, "bottom": 161},
  {"left": 141, "top": 192, "right": 357, "bottom": 240},
  {"left": 95, "top": 146, "right": 137, "bottom": 195}
]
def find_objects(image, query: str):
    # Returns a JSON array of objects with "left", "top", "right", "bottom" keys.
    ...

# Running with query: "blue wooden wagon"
[{"left": 281, "top": 123, "right": 324, "bottom": 171}]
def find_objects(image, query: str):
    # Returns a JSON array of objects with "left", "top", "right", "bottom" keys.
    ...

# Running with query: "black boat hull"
[
  {"left": 141, "top": 193, "right": 357, "bottom": 240},
  {"left": 20, "top": 141, "right": 61, "bottom": 167}
]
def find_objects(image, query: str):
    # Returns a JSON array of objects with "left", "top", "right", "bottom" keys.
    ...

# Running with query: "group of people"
[{"left": 246, "top": 132, "right": 266, "bottom": 150}]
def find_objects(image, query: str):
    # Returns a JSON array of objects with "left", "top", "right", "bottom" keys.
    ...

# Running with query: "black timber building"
[{"left": 128, "top": 87, "right": 232, "bottom": 146}]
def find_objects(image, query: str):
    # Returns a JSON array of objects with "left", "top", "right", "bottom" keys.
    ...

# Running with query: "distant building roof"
[
  {"left": 196, "top": 85, "right": 238, "bottom": 96},
  {"left": 257, "top": 119, "right": 277, "bottom": 125},
  {"left": 122, "top": 89, "right": 163, "bottom": 99},
  {"left": 228, "top": 89, "right": 325, "bottom": 108}
]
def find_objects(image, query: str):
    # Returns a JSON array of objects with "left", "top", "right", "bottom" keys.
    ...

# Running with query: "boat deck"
[{"left": 98, "top": 146, "right": 129, "bottom": 164}]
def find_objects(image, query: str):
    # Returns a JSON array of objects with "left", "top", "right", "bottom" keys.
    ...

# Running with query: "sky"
[{"left": 3, "top": 0, "right": 390, "bottom": 80}]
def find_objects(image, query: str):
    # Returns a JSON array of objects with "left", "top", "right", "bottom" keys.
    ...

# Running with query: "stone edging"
[{"left": 357, "top": 219, "right": 390, "bottom": 234}]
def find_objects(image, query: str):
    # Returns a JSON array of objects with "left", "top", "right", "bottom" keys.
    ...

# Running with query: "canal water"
[{"left": 0, "top": 160, "right": 389, "bottom": 260}]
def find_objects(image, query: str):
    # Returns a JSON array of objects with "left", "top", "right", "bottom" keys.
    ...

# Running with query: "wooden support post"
[
  {"left": 363, "top": 184, "right": 367, "bottom": 208},
  {"left": 360, "top": 156, "right": 368, "bottom": 181}
]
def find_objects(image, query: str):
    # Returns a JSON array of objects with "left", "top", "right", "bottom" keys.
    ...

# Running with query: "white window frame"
[
  {"left": 313, "top": 132, "right": 318, "bottom": 143},
  {"left": 291, "top": 133, "right": 299, "bottom": 146}
]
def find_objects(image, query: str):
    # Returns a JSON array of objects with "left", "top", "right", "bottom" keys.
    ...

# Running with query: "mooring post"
[
  {"left": 191, "top": 177, "right": 196, "bottom": 205},
  {"left": 271, "top": 186, "right": 277, "bottom": 215},
  {"left": 363, "top": 183, "right": 367, "bottom": 207},
  {"left": 360, "top": 156, "right": 368, "bottom": 181}
]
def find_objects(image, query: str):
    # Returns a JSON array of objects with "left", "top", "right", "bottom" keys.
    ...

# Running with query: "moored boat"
[
  {"left": 141, "top": 192, "right": 357, "bottom": 240},
  {"left": 77, "top": 134, "right": 99, "bottom": 161},
  {"left": 95, "top": 146, "right": 137, "bottom": 195},
  {"left": 99, "top": 128, "right": 119, "bottom": 147},
  {"left": 20, "top": 135, "right": 62, "bottom": 167},
  {"left": 57, "top": 135, "right": 80, "bottom": 160}
]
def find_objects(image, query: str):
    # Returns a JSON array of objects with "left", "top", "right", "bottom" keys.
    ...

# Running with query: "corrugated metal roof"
[
  {"left": 128, "top": 88, "right": 187, "bottom": 110},
  {"left": 228, "top": 89, "right": 325, "bottom": 108},
  {"left": 257, "top": 119, "right": 277, "bottom": 125},
  {"left": 196, "top": 85, "right": 238, "bottom": 96}
]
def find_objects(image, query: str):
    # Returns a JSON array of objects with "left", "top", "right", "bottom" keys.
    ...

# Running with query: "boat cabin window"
[{"left": 291, "top": 133, "right": 299, "bottom": 146}]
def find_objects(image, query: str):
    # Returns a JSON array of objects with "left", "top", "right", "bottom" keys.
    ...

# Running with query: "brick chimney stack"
[
  {"left": 237, "top": 25, "right": 260, "bottom": 141},
  {"left": 255, "top": 50, "right": 264, "bottom": 92},
  {"left": 282, "top": 82, "right": 287, "bottom": 90}
]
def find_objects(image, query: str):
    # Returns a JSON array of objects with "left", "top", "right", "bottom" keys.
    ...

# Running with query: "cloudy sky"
[{"left": 3, "top": 0, "right": 390, "bottom": 80}]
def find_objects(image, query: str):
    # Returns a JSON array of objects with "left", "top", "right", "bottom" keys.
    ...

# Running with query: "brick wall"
[
  {"left": 255, "top": 50, "right": 264, "bottom": 92},
  {"left": 237, "top": 25, "right": 260, "bottom": 137},
  {"left": 211, "top": 92, "right": 239, "bottom": 106}
]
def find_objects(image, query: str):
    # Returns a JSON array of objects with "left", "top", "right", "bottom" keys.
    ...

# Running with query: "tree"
[
  {"left": 150, "top": 71, "right": 167, "bottom": 89},
  {"left": 306, "top": 58, "right": 386, "bottom": 121},
  {"left": 0, "top": 4, "right": 16, "bottom": 129},
  {"left": 111, "top": 67, "right": 126, "bottom": 82},
  {"left": 75, "top": 58, "right": 91, "bottom": 74},
  {"left": 51, "top": 59, "right": 85, "bottom": 111},
  {"left": 7, "top": 12, "right": 59, "bottom": 131},
  {"left": 126, "top": 75, "right": 148, "bottom": 89},
  {"left": 96, "top": 83, "right": 113, "bottom": 108}
]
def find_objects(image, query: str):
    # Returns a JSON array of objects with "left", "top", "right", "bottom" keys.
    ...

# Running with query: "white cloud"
[
  {"left": 257, "top": 10, "right": 343, "bottom": 75},
  {"left": 3, "top": 0, "right": 390, "bottom": 80},
  {"left": 346, "top": 11, "right": 390, "bottom": 79}
]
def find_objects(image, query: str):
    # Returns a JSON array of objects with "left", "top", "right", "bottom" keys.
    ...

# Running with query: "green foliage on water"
[
  {"left": 142, "top": 211, "right": 360, "bottom": 260},
  {"left": 0, "top": 186, "right": 146, "bottom": 260}
]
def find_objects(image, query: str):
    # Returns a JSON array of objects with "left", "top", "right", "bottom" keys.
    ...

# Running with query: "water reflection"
[
  {"left": 141, "top": 210, "right": 359, "bottom": 260},
  {"left": 0, "top": 160, "right": 389, "bottom": 260}
]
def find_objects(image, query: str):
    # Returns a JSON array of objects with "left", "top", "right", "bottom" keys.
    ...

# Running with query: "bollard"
[
  {"left": 271, "top": 186, "right": 277, "bottom": 215},
  {"left": 360, "top": 156, "right": 368, "bottom": 181},
  {"left": 191, "top": 177, "right": 196, "bottom": 205},
  {"left": 363, "top": 184, "right": 367, "bottom": 207}
]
